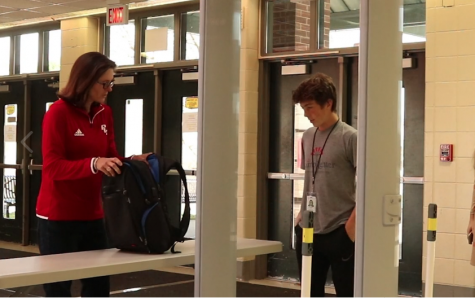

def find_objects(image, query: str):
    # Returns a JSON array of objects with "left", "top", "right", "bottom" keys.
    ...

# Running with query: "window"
[
  {"left": 181, "top": 11, "right": 200, "bottom": 60},
  {"left": 292, "top": 104, "right": 307, "bottom": 248},
  {"left": 262, "top": 0, "right": 426, "bottom": 54},
  {"left": 19, "top": 33, "right": 39, "bottom": 74},
  {"left": 0, "top": 37, "right": 10, "bottom": 76},
  {"left": 2, "top": 104, "right": 17, "bottom": 220},
  {"left": 45, "top": 30, "right": 61, "bottom": 72},
  {"left": 108, "top": 20, "right": 136, "bottom": 66},
  {"left": 141, "top": 15, "right": 175, "bottom": 63},
  {"left": 327, "top": 0, "right": 426, "bottom": 49},
  {"left": 124, "top": 99, "right": 143, "bottom": 157},
  {"left": 46, "top": 102, "right": 54, "bottom": 112},
  {"left": 264, "top": 0, "right": 314, "bottom": 54},
  {"left": 182, "top": 96, "right": 198, "bottom": 239}
]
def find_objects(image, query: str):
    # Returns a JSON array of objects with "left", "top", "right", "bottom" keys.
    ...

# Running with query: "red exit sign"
[{"left": 107, "top": 4, "right": 128, "bottom": 26}]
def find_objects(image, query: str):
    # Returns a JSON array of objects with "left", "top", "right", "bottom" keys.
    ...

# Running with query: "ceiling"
[{"left": 0, "top": 0, "right": 189, "bottom": 29}]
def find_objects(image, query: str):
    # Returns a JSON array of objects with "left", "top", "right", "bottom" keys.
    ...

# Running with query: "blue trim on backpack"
[
  {"left": 141, "top": 202, "right": 158, "bottom": 238},
  {"left": 124, "top": 162, "right": 146, "bottom": 195},
  {"left": 147, "top": 154, "right": 160, "bottom": 184}
]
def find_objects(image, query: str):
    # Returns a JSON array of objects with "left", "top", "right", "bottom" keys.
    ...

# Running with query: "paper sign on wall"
[
  {"left": 4, "top": 125, "right": 16, "bottom": 142},
  {"left": 144, "top": 27, "right": 168, "bottom": 52},
  {"left": 182, "top": 113, "right": 198, "bottom": 133}
]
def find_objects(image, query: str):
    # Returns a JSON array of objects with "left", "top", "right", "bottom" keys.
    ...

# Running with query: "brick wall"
[
  {"left": 272, "top": 1, "right": 310, "bottom": 52},
  {"left": 322, "top": 0, "right": 330, "bottom": 49},
  {"left": 271, "top": 0, "right": 330, "bottom": 52}
]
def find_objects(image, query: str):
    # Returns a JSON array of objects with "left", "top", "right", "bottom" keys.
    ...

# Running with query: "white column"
[
  {"left": 355, "top": 0, "right": 403, "bottom": 296},
  {"left": 195, "top": 0, "right": 241, "bottom": 296}
]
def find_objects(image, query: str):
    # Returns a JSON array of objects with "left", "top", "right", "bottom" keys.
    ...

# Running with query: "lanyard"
[{"left": 311, "top": 119, "right": 339, "bottom": 185}]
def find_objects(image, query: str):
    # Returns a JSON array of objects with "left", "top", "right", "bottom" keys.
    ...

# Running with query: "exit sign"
[{"left": 107, "top": 4, "right": 129, "bottom": 26}]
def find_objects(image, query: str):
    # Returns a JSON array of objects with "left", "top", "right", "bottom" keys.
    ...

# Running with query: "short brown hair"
[
  {"left": 292, "top": 73, "right": 337, "bottom": 112},
  {"left": 58, "top": 52, "right": 116, "bottom": 108}
]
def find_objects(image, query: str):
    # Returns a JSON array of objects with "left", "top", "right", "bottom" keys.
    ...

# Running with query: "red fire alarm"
[{"left": 440, "top": 144, "right": 453, "bottom": 162}]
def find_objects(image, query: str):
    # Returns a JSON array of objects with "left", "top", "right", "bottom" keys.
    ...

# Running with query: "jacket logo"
[
  {"left": 74, "top": 129, "right": 84, "bottom": 137},
  {"left": 101, "top": 124, "right": 108, "bottom": 135}
]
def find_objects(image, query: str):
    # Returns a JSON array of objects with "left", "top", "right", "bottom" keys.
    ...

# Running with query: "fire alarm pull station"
[{"left": 440, "top": 144, "right": 453, "bottom": 162}]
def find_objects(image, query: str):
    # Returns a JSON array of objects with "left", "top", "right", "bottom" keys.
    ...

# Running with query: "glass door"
[
  {"left": 161, "top": 68, "right": 198, "bottom": 238},
  {"left": 0, "top": 80, "right": 25, "bottom": 243}
]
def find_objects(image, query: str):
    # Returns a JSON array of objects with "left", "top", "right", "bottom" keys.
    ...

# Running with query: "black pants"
[
  {"left": 295, "top": 224, "right": 355, "bottom": 297},
  {"left": 37, "top": 218, "right": 110, "bottom": 297}
]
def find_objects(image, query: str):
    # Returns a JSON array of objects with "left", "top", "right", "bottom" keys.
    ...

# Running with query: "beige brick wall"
[
  {"left": 237, "top": 0, "right": 259, "bottom": 262},
  {"left": 60, "top": 17, "right": 100, "bottom": 89},
  {"left": 423, "top": 0, "right": 475, "bottom": 287}
]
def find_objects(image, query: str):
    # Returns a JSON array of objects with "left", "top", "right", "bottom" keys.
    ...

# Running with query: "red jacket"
[{"left": 36, "top": 99, "right": 124, "bottom": 221}]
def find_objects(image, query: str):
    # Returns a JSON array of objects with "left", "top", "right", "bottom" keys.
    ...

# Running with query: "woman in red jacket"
[{"left": 36, "top": 52, "right": 150, "bottom": 297}]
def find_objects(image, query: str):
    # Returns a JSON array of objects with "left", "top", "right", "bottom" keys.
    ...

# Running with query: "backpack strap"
[
  {"left": 148, "top": 154, "right": 191, "bottom": 242},
  {"left": 171, "top": 161, "right": 191, "bottom": 241}
]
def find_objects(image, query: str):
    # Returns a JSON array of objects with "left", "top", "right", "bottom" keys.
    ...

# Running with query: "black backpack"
[{"left": 101, "top": 154, "right": 191, "bottom": 254}]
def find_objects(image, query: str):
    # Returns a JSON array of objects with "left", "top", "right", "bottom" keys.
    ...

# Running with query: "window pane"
[
  {"left": 142, "top": 15, "right": 174, "bottom": 63},
  {"left": 399, "top": 86, "right": 405, "bottom": 260},
  {"left": 182, "top": 11, "right": 200, "bottom": 60},
  {"left": 109, "top": 20, "right": 135, "bottom": 66},
  {"left": 47, "top": 30, "right": 61, "bottom": 71},
  {"left": 125, "top": 99, "right": 143, "bottom": 157},
  {"left": 20, "top": 33, "right": 39, "bottom": 74},
  {"left": 3, "top": 104, "right": 17, "bottom": 220},
  {"left": 46, "top": 102, "right": 54, "bottom": 112},
  {"left": 292, "top": 104, "right": 307, "bottom": 249},
  {"left": 265, "top": 0, "right": 312, "bottom": 54},
  {"left": 327, "top": 0, "right": 426, "bottom": 49},
  {"left": 182, "top": 96, "right": 198, "bottom": 239},
  {"left": 0, "top": 37, "right": 10, "bottom": 76}
]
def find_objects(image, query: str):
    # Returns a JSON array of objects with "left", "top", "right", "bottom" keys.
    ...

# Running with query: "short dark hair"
[
  {"left": 292, "top": 73, "right": 337, "bottom": 112},
  {"left": 58, "top": 52, "right": 116, "bottom": 108}
]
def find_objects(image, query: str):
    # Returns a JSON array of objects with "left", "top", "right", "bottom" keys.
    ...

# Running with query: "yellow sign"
[
  {"left": 185, "top": 97, "right": 198, "bottom": 109},
  {"left": 6, "top": 105, "right": 14, "bottom": 115}
]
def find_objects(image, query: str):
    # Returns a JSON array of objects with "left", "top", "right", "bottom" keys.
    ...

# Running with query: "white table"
[{"left": 0, "top": 238, "right": 282, "bottom": 290}]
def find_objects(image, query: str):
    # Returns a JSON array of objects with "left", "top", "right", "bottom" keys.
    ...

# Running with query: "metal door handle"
[
  {"left": 267, "top": 173, "right": 304, "bottom": 180},
  {"left": 267, "top": 173, "right": 424, "bottom": 184},
  {"left": 28, "top": 162, "right": 43, "bottom": 173},
  {"left": 0, "top": 163, "right": 22, "bottom": 169},
  {"left": 168, "top": 169, "right": 197, "bottom": 176}
]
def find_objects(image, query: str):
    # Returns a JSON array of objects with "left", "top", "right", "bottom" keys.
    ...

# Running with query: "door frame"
[
  {"left": 256, "top": 49, "right": 426, "bottom": 294},
  {"left": 0, "top": 79, "right": 26, "bottom": 244},
  {"left": 0, "top": 72, "right": 61, "bottom": 245}
]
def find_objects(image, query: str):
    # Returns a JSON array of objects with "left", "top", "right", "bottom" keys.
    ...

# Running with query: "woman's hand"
[
  {"left": 96, "top": 157, "right": 122, "bottom": 177},
  {"left": 131, "top": 153, "right": 153, "bottom": 163}
]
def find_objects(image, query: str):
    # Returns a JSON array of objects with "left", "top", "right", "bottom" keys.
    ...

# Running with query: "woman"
[{"left": 36, "top": 52, "right": 150, "bottom": 297}]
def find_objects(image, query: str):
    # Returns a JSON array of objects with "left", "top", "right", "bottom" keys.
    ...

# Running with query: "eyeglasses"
[{"left": 97, "top": 81, "right": 115, "bottom": 89}]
